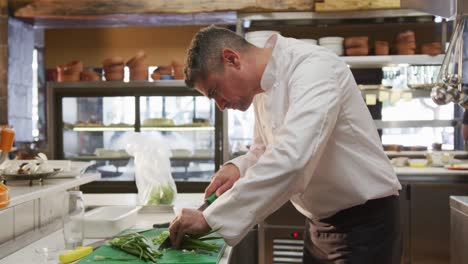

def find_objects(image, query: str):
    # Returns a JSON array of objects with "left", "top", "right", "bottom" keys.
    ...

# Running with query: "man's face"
[{"left": 195, "top": 48, "right": 257, "bottom": 112}]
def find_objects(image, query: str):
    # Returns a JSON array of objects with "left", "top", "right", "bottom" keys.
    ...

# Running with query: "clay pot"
[
  {"left": 80, "top": 69, "right": 101, "bottom": 81},
  {"left": 344, "top": 36, "right": 369, "bottom": 48},
  {"left": 374, "top": 41, "right": 389, "bottom": 55},
  {"left": 126, "top": 50, "right": 147, "bottom": 68},
  {"left": 56, "top": 60, "right": 83, "bottom": 82},
  {"left": 421, "top": 42, "right": 442, "bottom": 56},
  {"left": 129, "top": 68, "right": 148, "bottom": 81},
  {"left": 345, "top": 46, "right": 369, "bottom": 56}
]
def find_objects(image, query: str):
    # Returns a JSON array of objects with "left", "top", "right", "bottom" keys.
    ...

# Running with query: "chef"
[{"left": 169, "top": 25, "right": 402, "bottom": 264}]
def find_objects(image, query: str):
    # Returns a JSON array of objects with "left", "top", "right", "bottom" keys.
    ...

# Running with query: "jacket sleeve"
[
  {"left": 227, "top": 104, "right": 266, "bottom": 177},
  {"left": 203, "top": 55, "right": 342, "bottom": 246}
]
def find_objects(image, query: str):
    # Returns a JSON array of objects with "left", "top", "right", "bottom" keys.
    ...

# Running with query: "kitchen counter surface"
[
  {"left": 394, "top": 166, "right": 468, "bottom": 182},
  {"left": 3, "top": 173, "right": 100, "bottom": 208},
  {"left": 395, "top": 166, "right": 468, "bottom": 175},
  {"left": 0, "top": 193, "right": 232, "bottom": 264},
  {"left": 450, "top": 196, "right": 468, "bottom": 215}
]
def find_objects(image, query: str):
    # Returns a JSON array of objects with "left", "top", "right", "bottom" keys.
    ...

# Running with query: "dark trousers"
[{"left": 303, "top": 195, "right": 401, "bottom": 264}]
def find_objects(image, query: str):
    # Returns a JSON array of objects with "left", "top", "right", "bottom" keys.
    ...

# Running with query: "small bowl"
[{"left": 408, "top": 159, "right": 428, "bottom": 168}]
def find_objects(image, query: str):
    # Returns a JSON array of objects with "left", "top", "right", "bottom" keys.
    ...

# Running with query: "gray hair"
[{"left": 184, "top": 25, "right": 251, "bottom": 89}]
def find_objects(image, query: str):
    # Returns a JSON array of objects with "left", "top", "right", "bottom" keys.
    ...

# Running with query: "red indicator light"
[{"left": 292, "top": 232, "right": 300, "bottom": 238}]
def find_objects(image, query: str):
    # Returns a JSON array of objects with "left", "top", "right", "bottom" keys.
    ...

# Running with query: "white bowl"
[
  {"left": 319, "top": 37, "right": 344, "bottom": 45},
  {"left": 300, "top": 39, "right": 318, "bottom": 45}
]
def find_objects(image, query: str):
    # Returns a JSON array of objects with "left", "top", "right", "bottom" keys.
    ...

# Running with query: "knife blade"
[{"left": 159, "top": 193, "right": 218, "bottom": 249}]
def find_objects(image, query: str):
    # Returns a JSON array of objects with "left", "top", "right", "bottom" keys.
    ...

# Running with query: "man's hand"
[
  {"left": 205, "top": 163, "right": 240, "bottom": 198},
  {"left": 169, "top": 208, "right": 211, "bottom": 248}
]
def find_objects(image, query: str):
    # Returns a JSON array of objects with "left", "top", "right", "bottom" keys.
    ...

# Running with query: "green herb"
[
  {"left": 108, "top": 232, "right": 162, "bottom": 262},
  {"left": 93, "top": 255, "right": 134, "bottom": 261},
  {"left": 152, "top": 231, "right": 170, "bottom": 245}
]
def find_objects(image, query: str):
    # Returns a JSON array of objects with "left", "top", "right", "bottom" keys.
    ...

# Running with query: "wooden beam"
[{"left": 12, "top": 0, "right": 315, "bottom": 18}]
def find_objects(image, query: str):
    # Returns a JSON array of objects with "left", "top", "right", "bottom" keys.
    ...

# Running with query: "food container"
[
  {"left": 83, "top": 206, "right": 140, "bottom": 238},
  {"left": 408, "top": 159, "right": 428, "bottom": 168},
  {"left": 391, "top": 157, "right": 409, "bottom": 167},
  {"left": 319, "top": 37, "right": 344, "bottom": 56}
]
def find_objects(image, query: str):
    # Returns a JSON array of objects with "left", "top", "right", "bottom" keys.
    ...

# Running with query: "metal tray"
[{"left": 1, "top": 169, "right": 63, "bottom": 186}]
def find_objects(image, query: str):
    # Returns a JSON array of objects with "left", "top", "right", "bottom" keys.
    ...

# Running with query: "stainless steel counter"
[
  {"left": 395, "top": 167, "right": 468, "bottom": 182},
  {"left": 450, "top": 196, "right": 468, "bottom": 264}
]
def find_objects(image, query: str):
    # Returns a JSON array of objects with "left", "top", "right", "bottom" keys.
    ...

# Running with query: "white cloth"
[{"left": 203, "top": 34, "right": 401, "bottom": 246}]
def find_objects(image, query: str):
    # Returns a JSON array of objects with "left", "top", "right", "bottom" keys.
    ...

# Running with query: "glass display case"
[{"left": 47, "top": 81, "right": 223, "bottom": 192}]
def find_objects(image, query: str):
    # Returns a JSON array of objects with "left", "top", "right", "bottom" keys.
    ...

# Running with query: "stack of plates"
[
  {"left": 319, "top": 37, "right": 344, "bottom": 56},
  {"left": 245, "top": 31, "right": 280, "bottom": 48}
]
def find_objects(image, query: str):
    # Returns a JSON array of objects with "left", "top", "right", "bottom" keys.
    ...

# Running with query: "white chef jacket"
[{"left": 203, "top": 34, "right": 401, "bottom": 246}]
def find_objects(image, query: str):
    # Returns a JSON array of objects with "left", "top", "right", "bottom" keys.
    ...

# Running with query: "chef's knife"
[{"left": 159, "top": 193, "right": 218, "bottom": 249}]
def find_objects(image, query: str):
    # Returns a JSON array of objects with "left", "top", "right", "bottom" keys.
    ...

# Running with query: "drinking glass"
[{"left": 62, "top": 191, "right": 84, "bottom": 249}]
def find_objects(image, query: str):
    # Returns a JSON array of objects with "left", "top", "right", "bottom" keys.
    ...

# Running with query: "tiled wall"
[{"left": 0, "top": 191, "right": 66, "bottom": 258}]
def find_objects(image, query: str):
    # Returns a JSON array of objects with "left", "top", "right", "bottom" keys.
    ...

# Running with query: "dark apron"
[{"left": 303, "top": 195, "right": 402, "bottom": 264}]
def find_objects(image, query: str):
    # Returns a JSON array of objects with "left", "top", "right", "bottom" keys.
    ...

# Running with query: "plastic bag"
[{"left": 123, "top": 132, "right": 177, "bottom": 206}]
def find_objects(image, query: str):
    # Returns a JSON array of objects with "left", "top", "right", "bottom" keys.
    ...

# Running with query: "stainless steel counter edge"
[{"left": 450, "top": 196, "right": 468, "bottom": 215}]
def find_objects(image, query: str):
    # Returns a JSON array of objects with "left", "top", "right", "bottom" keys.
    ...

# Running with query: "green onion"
[
  {"left": 93, "top": 255, "right": 134, "bottom": 261},
  {"left": 108, "top": 232, "right": 162, "bottom": 262}
]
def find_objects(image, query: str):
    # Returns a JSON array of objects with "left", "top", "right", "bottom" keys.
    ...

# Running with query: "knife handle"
[{"left": 205, "top": 193, "right": 217, "bottom": 204}]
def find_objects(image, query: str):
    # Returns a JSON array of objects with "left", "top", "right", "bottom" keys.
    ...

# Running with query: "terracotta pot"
[
  {"left": 104, "top": 70, "right": 124, "bottom": 81},
  {"left": 129, "top": 69, "right": 148, "bottom": 81},
  {"left": 173, "top": 65, "right": 185, "bottom": 79},
  {"left": 374, "top": 41, "right": 389, "bottom": 55},
  {"left": 421, "top": 42, "right": 442, "bottom": 56},
  {"left": 126, "top": 50, "right": 147, "bottom": 68},
  {"left": 57, "top": 65, "right": 80, "bottom": 82},
  {"left": 344, "top": 36, "right": 369, "bottom": 48},
  {"left": 396, "top": 30, "right": 415, "bottom": 42},
  {"left": 80, "top": 69, "right": 101, "bottom": 81},
  {"left": 102, "top": 56, "right": 125, "bottom": 78},
  {"left": 345, "top": 46, "right": 369, "bottom": 56}
]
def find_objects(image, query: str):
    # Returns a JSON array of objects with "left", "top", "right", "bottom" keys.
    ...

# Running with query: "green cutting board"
[{"left": 77, "top": 228, "right": 225, "bottom": 264}]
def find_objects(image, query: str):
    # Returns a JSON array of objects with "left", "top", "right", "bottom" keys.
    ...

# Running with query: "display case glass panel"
[{"left": 140, "top": 96, "right": 216, "bottom": 181}]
